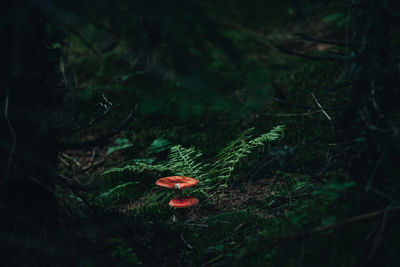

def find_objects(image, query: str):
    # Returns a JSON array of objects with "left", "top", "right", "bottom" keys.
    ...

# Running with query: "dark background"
[{"left": 1, "top": 0, "right": 399, "bottom": 266}]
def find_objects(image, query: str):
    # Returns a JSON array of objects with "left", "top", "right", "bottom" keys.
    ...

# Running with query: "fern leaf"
[
  {"left": 103, "top": 162, "right": 169, "bottom": 175},
  {"left": 102, "top": 125, "right": 284, "bottom": 194},
  {"left": 99, "top": 181, "right": 139, "bottom": 199},
  {"left": 206, "top": 125, "right": 284, "bottom": 186},
  {"left": 164, "top": 145, "right": 207, "bottom": 179}
]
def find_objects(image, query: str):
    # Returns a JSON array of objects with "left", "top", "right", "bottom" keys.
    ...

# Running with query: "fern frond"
[
  {"left": 205, "top": 125, "right": 284, "bottom": 186},
  {"left": 164, "top": 145, "right": 207, "bottom": 180},
  {"left": 103, "top": 161, "right": 170, "bottom": 175},
  {"left": 102, "top": 125, "right": 284, "bottom": 195},
  {"left": 248, "top": 125, "right": 284, "bottom": 146},
  {"left": 99, "top": 181, "right": 139, "bottom": 199},
  {"left": 103, "top": 145, "right": 207, "bottom": 180}
]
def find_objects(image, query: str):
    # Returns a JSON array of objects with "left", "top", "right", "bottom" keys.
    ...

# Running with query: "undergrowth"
[
  {"left": 100, "top": 125, "right": 284, "bottom": 205},
  {"left": 178, "top": 173, "right": 345, "bottom": 266}
]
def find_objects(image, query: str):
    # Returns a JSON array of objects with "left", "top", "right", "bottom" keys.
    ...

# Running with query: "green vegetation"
[{"left": 103, "top": 125, "right": 284, "bottom": 191}]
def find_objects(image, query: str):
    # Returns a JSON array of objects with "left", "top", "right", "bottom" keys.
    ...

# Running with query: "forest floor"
[
  {"left": 58, "top": 132, "right": 278, "bottom": 222},
  {"left": 55, "top": 121, "right": 325, "bottom": 267}
]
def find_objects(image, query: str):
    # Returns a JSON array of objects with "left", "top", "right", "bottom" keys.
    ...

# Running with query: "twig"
[
  {"left": 311, "top": 93, "right": 332, "bottom": 120},
  {"left": 4, "top": 87, "right": 16, "bottom": 181},
  {"left": 28, "top": 175, "right": 55, "bottom": 195},
  {"left": 245, "top": 205, "right": 400, "bottom": 258},
  {"left": 57, "top": 174, "right": 74, "bottom": 183},
  {"left": 180, "top": 233, "right": 193, "bottom": 250},
  {"left": 184, "top": 223, "right": 209, "bottom": 227},
  {"left": 363, "top": 219, "right": 380, "bottom": 244},
  {"left": 81, "top": 148, "right": 97, "bottom": 171},
  {"left": 366, "top": 141, "right": 390, "bottom": 191},
  {"left": 383, "top": 0, "right": 400, "bottom": 16},
  {"left": 55, "top": 104, "right": 121, "bottom": 133},
  {"left": 367, "top": 187, "right": 394, "bottom": 202},
  {"left": 218, "top": 223, "right": 246, "bottom": 244},
  {"left": 61, "top": 153, "right": 81, "bottom": 167},
  {"left": 57, "top": 104, "right": 138, "bottom": 149},
  {"left": 295, "top": 33, "right": 359, "bottom": 47},
  {"left": 310, "top": 205, "right": 399, "bottom": 234},
  {"left": 62, "top": 23, "right": 102, "bottom": 59},
  {"left": 276, "top": 110, "right": 322, "bottom": 117},
  {"left": 292, "top": 205, "right": 395, "bottom": 239},
  {"left": 162, "top": 246, "right": 176, "bottom": 267},
  {"left": 275, "top": 45, "right": 348, "bottom": 60},
  {"left": 202, "top": 254, "right": 224, "bottom": 267},
  {"left": 83, "top": 159, "right": 105, "bottom": 172},
  {"left": 56, "top": 174, "right": 98, "bottom": 190},
  {"left": 364, "top": 211, "right": 388, "bottom": 264}
]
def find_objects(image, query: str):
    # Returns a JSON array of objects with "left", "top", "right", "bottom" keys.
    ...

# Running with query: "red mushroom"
[
  {"left": 169, "top": 196, "right": 199, "bottom": 208},
  {"left": 155, "top": 176, "right": 199, "bottom": 222},
  {"left": 169, "top": 196, "right": 199, "bottom": 222},
  {"left": 156, "top": 176, "right": 199, "bottom": 198}
]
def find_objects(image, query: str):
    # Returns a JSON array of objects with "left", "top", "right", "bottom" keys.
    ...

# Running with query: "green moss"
[
  {"left": 134, "top": 202, "right": 171, "bottom": 221},
  {"left": 84, "top": 170, "right": 157, "bottom": 207}
]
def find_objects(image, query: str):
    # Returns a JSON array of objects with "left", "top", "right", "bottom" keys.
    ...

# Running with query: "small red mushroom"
[
  {"left": 169, "top": 196, "right": 199, "bottom": 208},
  {"left": 155, "top": 176, "right": 199, "bottom": 222},
  {"left": 169, "top": 196, "right": 199, "bottom": 222}
]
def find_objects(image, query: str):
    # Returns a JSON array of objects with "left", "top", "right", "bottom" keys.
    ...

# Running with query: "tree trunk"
[{"left": 0, "top": 0, "right": 59, "bottom": 243}]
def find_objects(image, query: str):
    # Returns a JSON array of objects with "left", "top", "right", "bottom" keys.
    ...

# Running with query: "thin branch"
[
  {"left": 28, "top": 175, "right": 55, "bottom": 195},
  {"left": 383, "top": 0, "right": 400, "bottom": 17},
  {"left": 311, "top": 93, "right": 332, "bottom": 120},
  {"left": 275, "top": 45, "right": 349, "bottom": 60},
  {"left": 81, "top": 148, "right": 97, "bottom": 171},
  {"left": 243, "top": 205, "right": 400, "bottom": 261},
  {"left": 261, "top": 205, "right": 400, "bottom": 247},
  {"left": 180, "top": 233, "right": 194, "bottom": 250},
  {"left": 364, "top": 211, "right": 387, "bottom": 264},
  {"left": 276, "top": 110, "right": 322, "bottom": 117},
  {"left": 309, "top": 206, "right": 397, "bottom": 234},
  {"left": 57, "top": 104, "right": 138, "bottom": 149},
  {"left": 62, "top": 23, "right": 102, "bottom": 59},
  {"left": 295, "top": 33, "right": 359, "bottom": 47},
  {"left": 184, "top": 223, "right": 209, "bottom": 228},
  {"left": 55, "top": 104, "right": 121, "bottom": 133},
  {"left": 366, "top": 140, "right": 391, "bottom": 191},
  {"left": 59, "top": 156, "right": 70, "bottom": 167},
  {"left": 61, "top": 153, "right": 81, "bottom": 167},
  {"left": 4, "top": 87, "right": 16, "bottom": 181}
]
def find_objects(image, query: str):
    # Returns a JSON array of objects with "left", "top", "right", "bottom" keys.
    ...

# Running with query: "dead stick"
[{"left": 311, "top": 92, "right": 332, "bottom": 120}]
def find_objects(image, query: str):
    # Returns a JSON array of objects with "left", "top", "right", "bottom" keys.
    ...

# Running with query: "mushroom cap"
[
  {"left": 155, "top": 176, "right": 199, "bottom": 189},
  {"left": 169, "top": 196, "right": 199, "bottom": 208}
]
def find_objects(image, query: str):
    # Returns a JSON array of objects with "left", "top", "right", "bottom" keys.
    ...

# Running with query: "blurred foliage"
[
  {"left": 106, "top": 138, "right": 133, "bottom": 155},
  {"left": 58, "top": 0, "right": 348, "bottom": 119}
]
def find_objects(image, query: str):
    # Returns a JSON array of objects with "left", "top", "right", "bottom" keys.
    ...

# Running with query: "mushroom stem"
[
  {"left": 173, "top": 183, "right": 182, "bottom": 198},
  {"left": 174, "top": 188, "right": 183, "bottom": 198},
  {"left": 172, "top": 213, "right": 178, "bottom": 222},
  {"left": 172, "top": 208, "right": 187, "bottom": 223}
]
